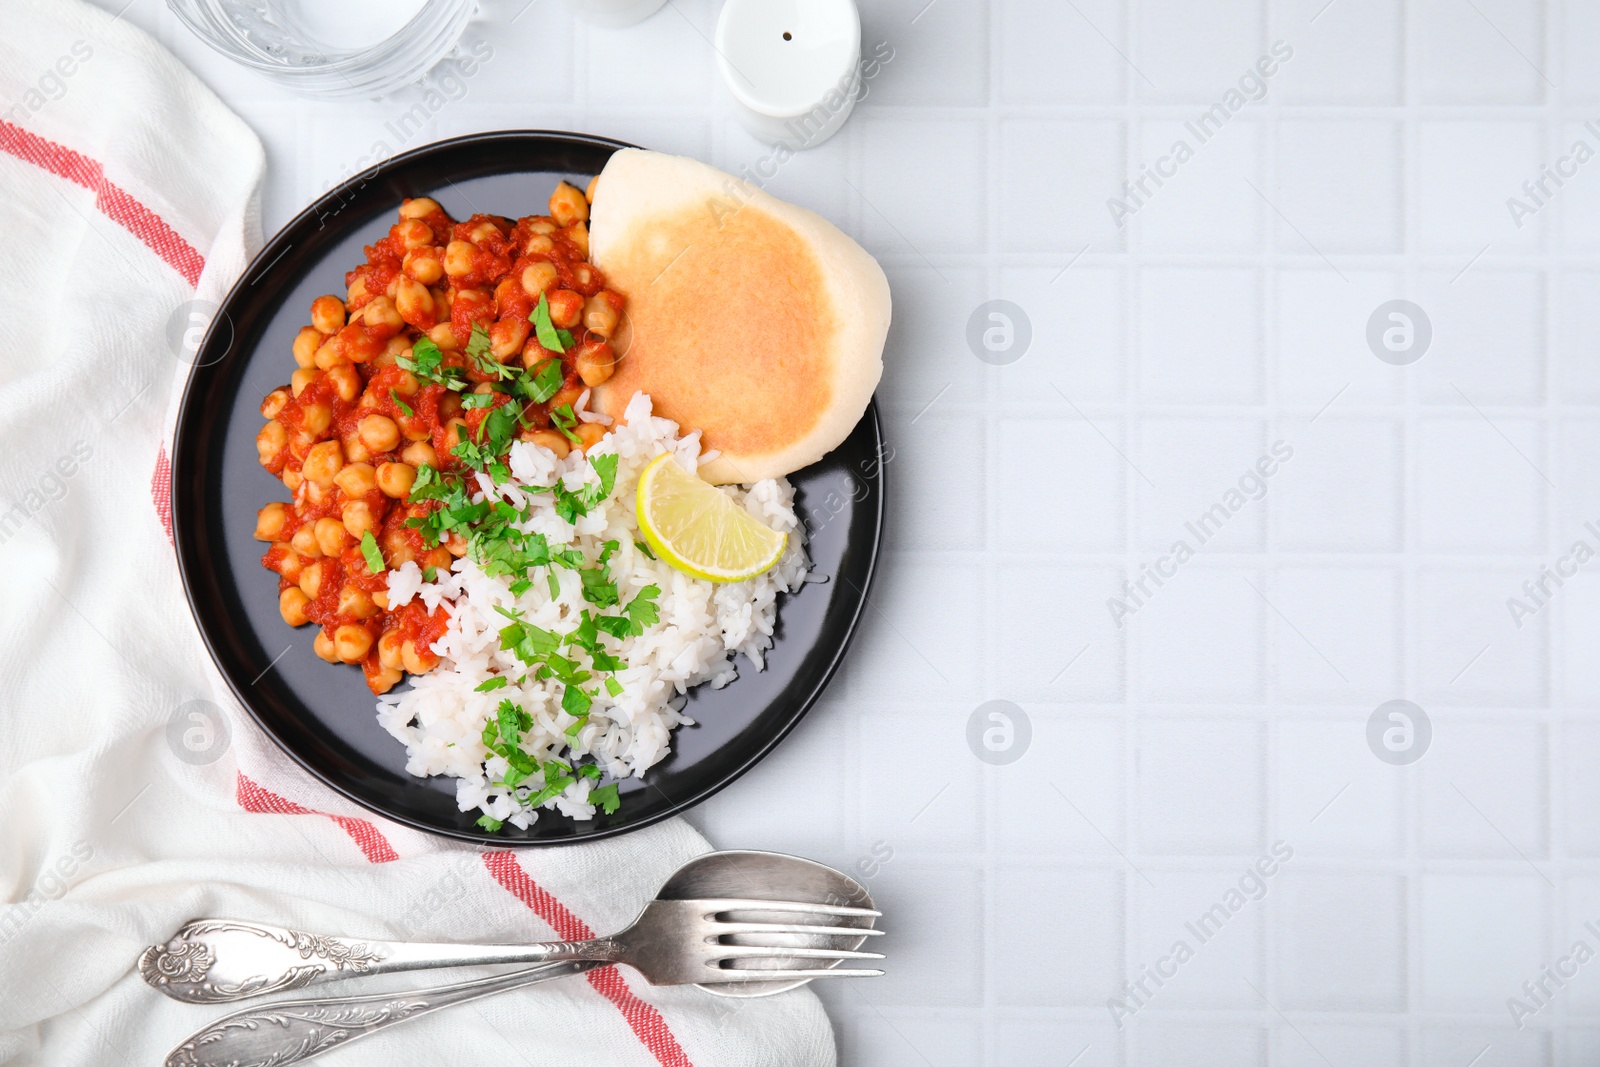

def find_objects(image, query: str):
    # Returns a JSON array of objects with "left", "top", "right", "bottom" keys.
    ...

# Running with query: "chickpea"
[
  {"left": 585, "top": 175, "right": 599, "bottom": 203},
  {"left": 281, "top": 467, "right": 303, "bottom": 493},
  {"left": 444, "top": 532, "right": 469, "bottom": 557},
  {"left": 257, "top": 420, "right": 288, "bottom": 466},
  {"left": 549, "top": 181, "right": 589, "bottom": 227},
  {"left": 341, "top": 499, "right": 378, "bottom": 539},
  {"left": 300, "top": 559, "right": 325, "bottom": 600},
  {"left": 313, "top": 337, "right": 345, "bottom": 370},
  {"left": 362, "top": 295, "right": 404, "bottom": 335},
  {"left": 355, "top": 414, "right": 399, "bottom": 453},
  {"left": 398, "top": 196, "right": 441, "bottom": 220},
  {"left": 547, "top": 289, "right": 583, "bottom": 329},
  {"left": 314, "top": 628, "right": 339, "bottom": 663},
  {"left": 529, "top": 217, "right": 557, "bottom": 236},
  {"left": 337, "top": 585, "right": 379, "bottom": 621},
  {"left": 375, "top": 336, "right": 409, "bottom": 368},
  {"left": 432, "top": 287, "right": 452, "bottom": 324},
  {"left": 521, "top": 261, "right": 558, "bottom": 298},
  {"left": 301, "top": 400, "right": 332, "bottom": 436},
  {"left": 254, "top": 502, "right": 290, "bottom": 541},
  {"left": 333, "top": 462, "right": 377, "bottom": 498},
  {"left": 377, "top": 628, "right": 404, "bottom": 671},
  {"left": 290, "top": 367, "right": 317, "bottom": 397},
  {"left": 369, "top": 665, "right": 403, "bottom": 694},
  {"left": 574, "top": 340, "right": 615, "bottom": 387},
  {"left": 394, "top": 276, "right": 434, "bottom": 327},
  {"left": 399, "top": 442, "right": 435, "bottom": 469},
  {"left": 343, "top": 434, "right": 372, "bottom": 464},
  {"left": 571, "top": 263, "right": 597, "bottom": 291},
  {"left": 302, "top": 440, "right": 344, "bottom": 488},
  {"left": 313, "top": 516, "right": 350, "bottom": 556},
  {"left": 290, "top": 523, "right": 322, "bottom": 558},
  {"left": 346, "top": 275, "right": 370, "bottom": 309},
  {"left": 310, "top": 295, "right": 346, "bottom": 335},
  {"left": 383, "top": 528, "right": 417, "bottom": 567},
  {"left": 452, "top": 288, "right": 492, "bottom": 319},
  {"left": 377, "top": 461, "right": 417, "bottom": 499},
  {"left": 277, "top": 548, "right": 303, "bottom": 583},
  {"left": 520, "top": 428, "right": 571, "bottom": 459},
  {"left": 443, "top": 240, "right": 476, "bottom": 278},
  {"left": 549, "top": 381, "right": 584, "bottom": 411},
  {"left": 403, "top": 247, "right": 443, "bottom": 286},
  {"left": 279, "top": 587, "right": 311, "bottom": 627},
  {"left": 292, "top": 327, "right": 321, "bottom": 368},
  {"left": 439, "top": 393, "right": 464, "bottom": 421},
  {"left": 490, "top": 316, "right": 530, "bottom": 359},
  {"left": 573, "top": 422, "right": 606, "bottom": 452},
  {"left": 523, "top": 234, "right": 554, "bottom": 256},
  {"left": 391, "top": 369, "right": 421, "bottom": 397},
  {"left": 395, "top": 218, "right": 433, "bottom": 249},
  {"left": 563, "top": 221, "right": 589, "bottom": 259},
  {"left": 303, "top": 479, "right": 332, "bottom": 507},
  {"left": 372, "top": 589, "right": 390, "bottom": 611},
  {"left": 440, "top": 417, "right": 469, "bottom": 455},
  {"left": 321, "top": 363, "right": 356, "bottom": 404},
  {"left": 427, "top": 322, "right": 459, "bottom": 350},
  {"left": 423, "top": 547, "right": 452, "bottom": 572},
  {"left": 401, "top": 638, "right": 437, "bottom": 675},
  {"left": 468, "top": 220, "right": 502, "bottom": 245},
  {"left": 583, "top": 291, "right": 622, "bottom": 339}
]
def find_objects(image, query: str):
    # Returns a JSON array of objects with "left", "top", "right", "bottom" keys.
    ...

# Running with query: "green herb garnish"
[
  {"left": 359, "top": 530, "right": 385, "bottom": 574},
  {"left": 390, "top": 390, "right": 414, "bottom": 417},
  {"left": 529, "top": 293, "right": 574, "bottom": 354}
]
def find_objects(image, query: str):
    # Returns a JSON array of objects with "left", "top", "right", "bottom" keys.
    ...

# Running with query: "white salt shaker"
[
  {"left": 566, "top": 0, "right": 667, "bottom": 29},
  {"left": 715, "top": 0, "right": 862, "bottom": 150}
]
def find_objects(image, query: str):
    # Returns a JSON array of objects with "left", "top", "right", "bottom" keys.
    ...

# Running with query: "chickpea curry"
[{"left": 253, "top": 179, "right": 626, "bottom": 695}]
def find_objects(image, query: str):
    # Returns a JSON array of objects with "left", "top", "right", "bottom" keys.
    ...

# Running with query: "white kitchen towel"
[{"left": 0, "top": 2, "right": 834, "bottom": 1065}]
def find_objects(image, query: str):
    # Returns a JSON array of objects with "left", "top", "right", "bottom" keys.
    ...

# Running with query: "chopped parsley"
[
  {"left": 397, "top": 336, "right": 467, "bottom": 390},
  {"left": 634, "top": 539, "right": 656, "bottom": 560},
  {"left": 474, "top": 676, "right": 509, "bottom": 692},
  {"left": 465, "top": 321, "right": 516, "bottom": 381},
  {"left": 358, "top": 530, "right": 385, "bottom": 574},
  {"left": 590, "top": 783, "right": 621, "bottom": 815},
  {"left": 516, "top": 358, "right": 565, "bottom": 405},
  {"left": 529, "top": 292, "right": 574, "bottom": 354},
  {"left": 476, "top": 815, "right": 503, "bottom": 832},
  {"left": 390, "top": 390, "right": 414, "bottom": 417},
  {"left": 550, "top": 403, "right": 581, "bottom": 445}
]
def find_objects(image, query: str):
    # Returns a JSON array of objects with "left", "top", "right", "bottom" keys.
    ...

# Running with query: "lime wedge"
[{"left": 635, "top": 453, "right": 786, "bottom": 583}]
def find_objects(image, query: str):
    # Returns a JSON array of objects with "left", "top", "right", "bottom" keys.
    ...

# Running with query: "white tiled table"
[{"left": 110, "top": 0, "right": 1600, "bottom": 1062}]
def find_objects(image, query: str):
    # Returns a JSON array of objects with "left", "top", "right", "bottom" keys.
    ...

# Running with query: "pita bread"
[{"left": 588, "top": 149, "right": 890, "bottom": 484}]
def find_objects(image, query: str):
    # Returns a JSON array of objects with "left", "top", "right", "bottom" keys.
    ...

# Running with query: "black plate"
[{"left": 171, "top": 130, "right": 884, "bottom": 845}]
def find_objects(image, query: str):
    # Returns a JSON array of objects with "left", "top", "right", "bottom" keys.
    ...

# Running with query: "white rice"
[{"left": 375, "top": 393, "right": 809, "bottom": 828}]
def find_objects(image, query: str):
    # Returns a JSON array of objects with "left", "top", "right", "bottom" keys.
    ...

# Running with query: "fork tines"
[
  {"left": 708, "top": 968, "right": 887, "bottom": 981},
  {"left": 699, "top": 898, "right": 882, "bottom": 918},
  {"left": 712, "top": 921, "right": 887, "bottom": 938}
]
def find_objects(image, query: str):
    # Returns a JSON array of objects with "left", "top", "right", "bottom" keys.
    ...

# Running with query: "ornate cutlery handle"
[
  {"left": 140, "top": 919, "right": 621, "bottom": 1004},
  {"left": 163, "top": 960, "right": 599, "bottom": 1067}
]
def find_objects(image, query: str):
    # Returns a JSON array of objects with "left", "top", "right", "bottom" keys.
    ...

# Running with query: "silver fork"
[{"left": 142, "top": 898, "right": 885, "bottom": 1004}]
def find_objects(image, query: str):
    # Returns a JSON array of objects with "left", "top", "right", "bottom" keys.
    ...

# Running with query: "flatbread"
[{"left": 588, "top": 149, "right": 891, "bottom": 484}]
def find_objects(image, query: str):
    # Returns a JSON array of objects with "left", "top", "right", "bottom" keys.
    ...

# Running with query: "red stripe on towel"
[
  {"left": 236, "top": 773, "right": 399, "bottom": 864},
  {"left": 482, "top": 851, "right": 695, "bottom": 1067},
  {"left": 0, "top": 119, "right": 205, "bottom": 286}
]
